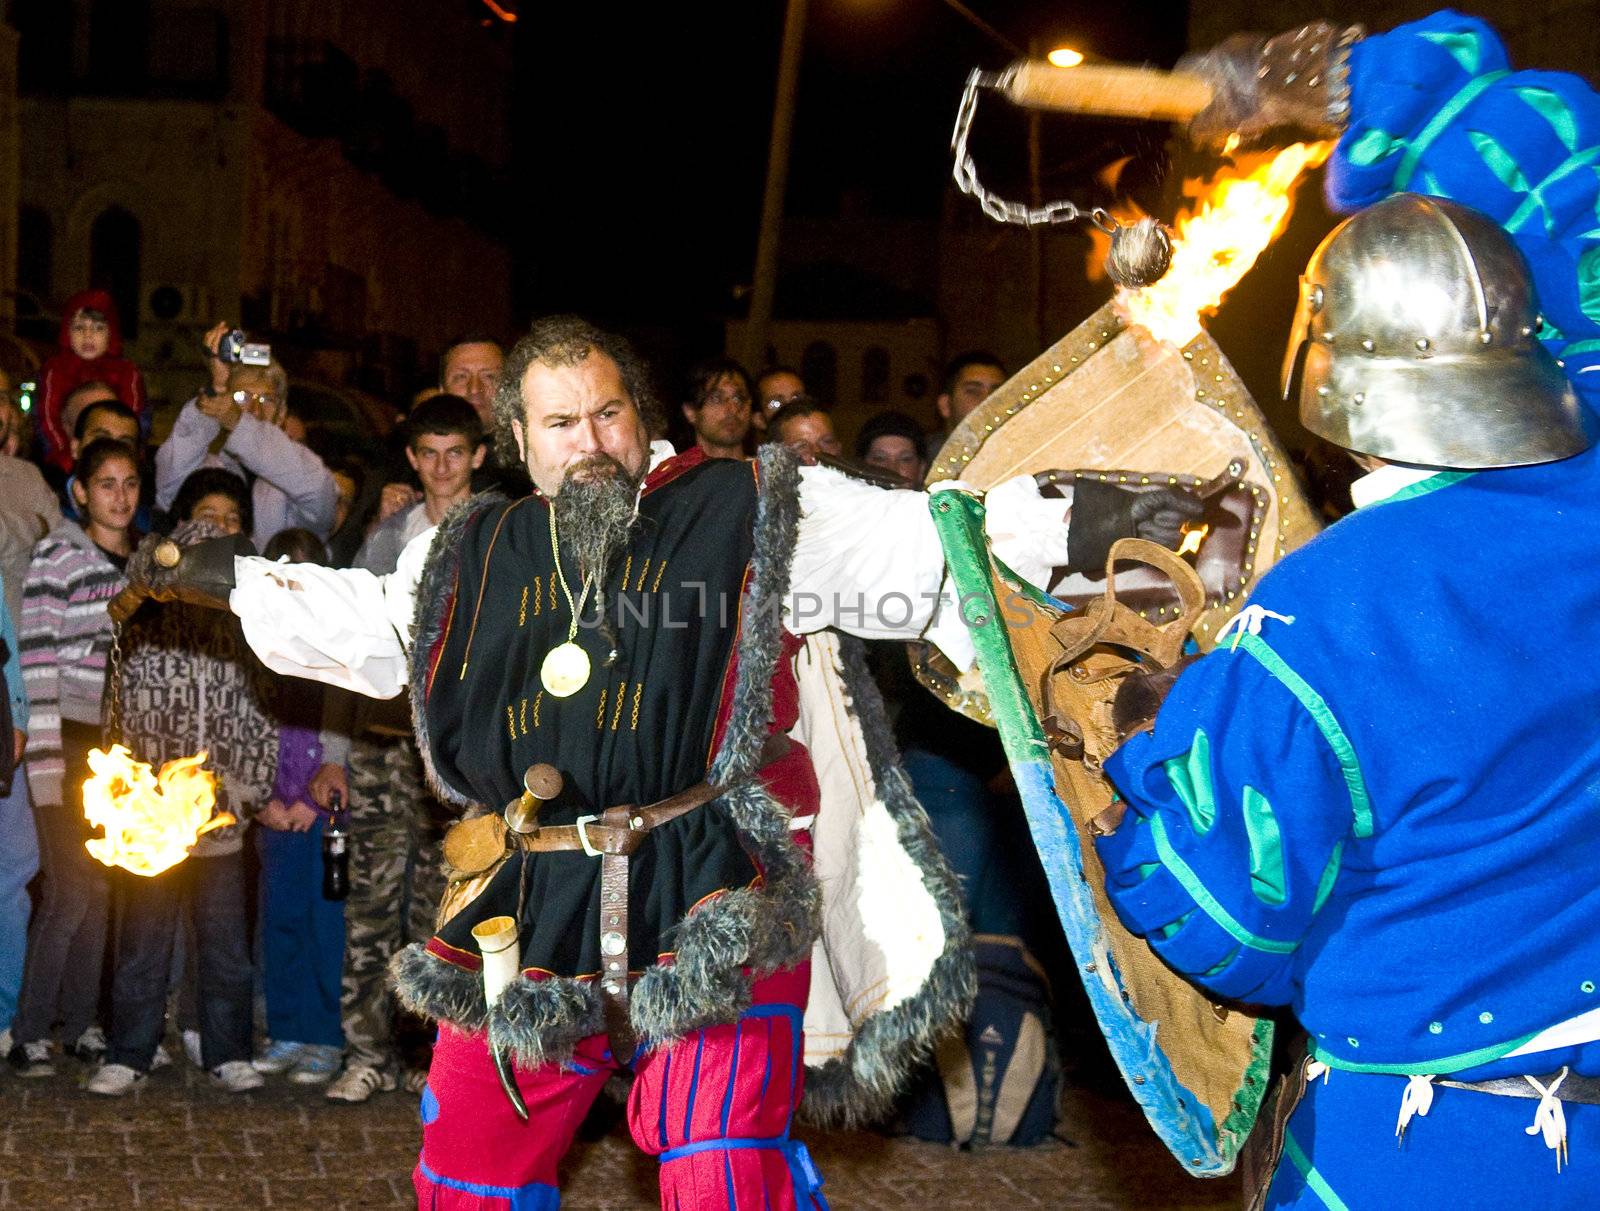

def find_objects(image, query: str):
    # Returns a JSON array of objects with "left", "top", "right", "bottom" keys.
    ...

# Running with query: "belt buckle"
[{"left": 574, "top": 814, "right": 602, "bottom": 858}]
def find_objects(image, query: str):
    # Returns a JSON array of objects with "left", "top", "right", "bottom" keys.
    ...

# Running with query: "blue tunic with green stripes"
[
  {"left": 1098, "top": 456, "right": 1600, "bottom": 1205},
  {"left": 1096, "top": 11, "right": 1600, "bottom": 1204}
]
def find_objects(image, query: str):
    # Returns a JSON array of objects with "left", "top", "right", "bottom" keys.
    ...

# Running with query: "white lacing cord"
[
  {"left": 1304, "top": 1057, "right": 1331, "bottom": 1084},
  {"left": 1525, "top": 1068, "right": 1570, "bottom": 1172},
  {"left": 1395, "top": 1074, "right": 1436, "bottom": 1144},
  {"left": 1216, "top": 604, "right": 1297, "bottom": 651}
]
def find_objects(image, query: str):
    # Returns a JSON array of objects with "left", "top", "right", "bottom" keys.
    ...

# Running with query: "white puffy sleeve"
[
  {"left": 788, "top": 464, "right": 1072, "bottom": 669},
  {"left": 229, "top": 526, "right": 436, "bottom": 698}
]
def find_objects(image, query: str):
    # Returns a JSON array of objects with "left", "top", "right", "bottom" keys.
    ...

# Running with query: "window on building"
[
  {"left": 801, "top": 341, "right": 837, "bottom": 406},
  {"left": 88, "top": 0, "right": 153, "bottom": 94},
  {"left": 89, "top": 207, "right": 143, "bottom": 341},
  {"left": 18, "top": 207, "right": 53, "bottom": 303},
  {"left": 862, "top": 345, "right": 890, "bottom": 404},
  {"left": 11, "top": 0, "right": 73, "bottom": 94}
]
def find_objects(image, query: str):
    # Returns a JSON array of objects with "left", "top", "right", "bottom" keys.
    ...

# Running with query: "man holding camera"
[{"left": 156, "top": 322, "right": 338, "bottom": 549}]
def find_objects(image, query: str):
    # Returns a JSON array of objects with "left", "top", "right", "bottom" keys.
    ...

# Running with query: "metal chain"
[
  {"left": 950, "top": 66, "right": 1119, "bottom": 234},
  {"left": 104, "top": 618, "right": 124, "bottom": 749}
]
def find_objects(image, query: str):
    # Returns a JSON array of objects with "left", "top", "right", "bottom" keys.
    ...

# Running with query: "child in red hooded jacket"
[{"left": 38, "top": 290, "right": 147, "bottom": 473}]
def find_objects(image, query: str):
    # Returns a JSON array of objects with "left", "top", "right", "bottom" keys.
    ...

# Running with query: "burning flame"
[
  {"left": 83, "top": 745, "right": 232, "bottom": 877},
  {"left": 1177, "top": 523, "right": 1210, "bottom": 557},
  {"left": 1120, "top": 141, "right": 1332, "bottom": 347}
]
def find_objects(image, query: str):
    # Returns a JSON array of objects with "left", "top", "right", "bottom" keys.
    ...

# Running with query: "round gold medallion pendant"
[{"left": 540, "top": 641, "right": 591, "bottom": 697}]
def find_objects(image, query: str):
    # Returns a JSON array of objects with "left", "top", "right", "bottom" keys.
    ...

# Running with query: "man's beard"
[{"left": 552, "top": 455, "right": 641, "bottom": 590}]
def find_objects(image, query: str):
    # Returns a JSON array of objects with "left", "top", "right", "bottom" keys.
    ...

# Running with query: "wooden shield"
[{"left": 924, "top": 301, "right": 1320, "bottom": 1176}]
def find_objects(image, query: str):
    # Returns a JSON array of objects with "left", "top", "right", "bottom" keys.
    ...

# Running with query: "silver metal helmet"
[{"left": 1283, "top": 193, "right": 1590, "bottom": 468}]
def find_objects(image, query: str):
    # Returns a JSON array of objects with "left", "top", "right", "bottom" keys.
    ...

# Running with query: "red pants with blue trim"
[{"left": 413, "top": 963, "right": 826, "bottom": 1211}]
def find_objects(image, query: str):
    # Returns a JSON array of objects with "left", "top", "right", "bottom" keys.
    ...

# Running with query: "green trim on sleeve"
[
  {"left": 1235, "top": 634, "right": 1374, "bottom": 839},
  {"left": 1282, "top": 1131, "right": 1351, "bottom": 1211},
  {"left": 1312, "top": 840, "right": 1344, "bottom": 915},
  {"left": 1162, "top": 729, "right": 1217, "bottom": 836},
  {"left": 1393, "top": 71, "right": 1509, "bottom": 191},
  {"left": 1506, "top": 145, "right": 1600, "bottom": 234},
  {"left": 1241, "top": 786, "right": 1287, "bottom": 907},
  {"left": 1419, "top": 28, "right": 1484, "bottom": 74},
  {"left": 1149, "top": 814, "right": 1298, "bottom": 955},
  {"left": 1346, "top": 127, "right": 1402, "bottom": 167}
]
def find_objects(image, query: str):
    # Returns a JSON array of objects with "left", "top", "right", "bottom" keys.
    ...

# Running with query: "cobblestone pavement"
[{"left": 0, "top": 1058, "right": 1241, "bottom": 1209}]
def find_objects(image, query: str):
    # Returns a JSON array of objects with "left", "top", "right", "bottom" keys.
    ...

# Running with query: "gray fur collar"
[{"left": 408, "top": 489, "right": 508, "bottom": 814}]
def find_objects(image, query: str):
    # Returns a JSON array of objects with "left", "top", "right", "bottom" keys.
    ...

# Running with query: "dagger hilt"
[{"left": 504, "top": 763, "right": 562, "bottom": 835}]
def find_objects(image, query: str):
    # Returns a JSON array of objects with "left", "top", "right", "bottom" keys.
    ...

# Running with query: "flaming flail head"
[
  {"left": 83, "top": 744, "right": 232, "bottom": 877},
  {"left": 1120, "top": 141, "right": 1333, "bottom": 347}
]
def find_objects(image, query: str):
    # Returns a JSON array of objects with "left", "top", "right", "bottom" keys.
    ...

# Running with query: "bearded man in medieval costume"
[
  {"left": 123, "top": 314, "right": 1199, "bottom": 1210},
  {"left": 1093, "top": 10, "right": 1600, "bottom": 1208}
]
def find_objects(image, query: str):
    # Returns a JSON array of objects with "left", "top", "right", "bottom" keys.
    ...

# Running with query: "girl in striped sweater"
[{"left": 9, "top": 438, "right": 139, "bottom": 1077}]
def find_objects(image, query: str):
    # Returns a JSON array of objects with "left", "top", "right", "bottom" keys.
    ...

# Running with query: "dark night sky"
[{"left": 510, "top": 1, "right": 1189, "bottom": 330}]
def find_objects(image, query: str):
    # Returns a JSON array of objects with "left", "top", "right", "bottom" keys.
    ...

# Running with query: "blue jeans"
[
  {"left": 14, "top": 722, "right": 109, "bottom": 1045},
  {"left": 900, "top": 748, "right": 1045, "bottom": 940},
  {"left": 0, "top": 771, "right": 40, "bottom": 1032},
  {"left": 257, "top": 820, "right": 346, "bottom": 1048},
  {"left": 106, "top": 849, "right": 253, "bottom": 1071}
]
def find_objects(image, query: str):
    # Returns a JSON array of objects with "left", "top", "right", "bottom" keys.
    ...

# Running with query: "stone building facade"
[
  {"left": 0, "top": 21, "right": 16, "bottom": 331},
  {"left": 9, "top": 0, "right": 513, "bottom": 414}
]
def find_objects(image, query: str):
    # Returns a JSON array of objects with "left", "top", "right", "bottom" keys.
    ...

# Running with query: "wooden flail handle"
[{"left": 1001, "top": 62, "right": 1213, "bottom": 124}]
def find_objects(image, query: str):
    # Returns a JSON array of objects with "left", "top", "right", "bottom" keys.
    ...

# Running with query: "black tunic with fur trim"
[{"left": 394, "top": 447, "right": 822, "bottom": 1065}]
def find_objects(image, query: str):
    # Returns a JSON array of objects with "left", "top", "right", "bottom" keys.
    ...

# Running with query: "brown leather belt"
[{"left": 510, "top": 734, "right": 790, "bottom": 1063}]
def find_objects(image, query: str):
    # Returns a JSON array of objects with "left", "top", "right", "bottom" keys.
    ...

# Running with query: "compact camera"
[{"left": 217, "top": 328, "right": 272, "bottom": 367}]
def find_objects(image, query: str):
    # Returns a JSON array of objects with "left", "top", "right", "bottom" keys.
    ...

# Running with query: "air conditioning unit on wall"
[{"left": 143, "top": 283, "right": 212, "bottom": 325}]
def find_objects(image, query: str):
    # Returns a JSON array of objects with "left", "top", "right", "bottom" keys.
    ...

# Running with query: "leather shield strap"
[
  {"left": 1240, "top": 1040, "right": 1309, "bottom": 1211},
  {"left": 514, "top": 733, "right": 791, "bottom": 1063}
]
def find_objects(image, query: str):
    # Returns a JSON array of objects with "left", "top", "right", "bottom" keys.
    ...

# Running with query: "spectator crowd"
[{"left": 0, "top": 290, "right": 1058, "bottom": 1140}]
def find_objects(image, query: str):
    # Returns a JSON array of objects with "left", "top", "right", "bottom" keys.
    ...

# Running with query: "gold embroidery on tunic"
[
  {"left": 611, "top": 682, "right": 626, "bottom": 731},
  {"left": 635, "top": 558, "right": 650, "bottom": 593},
  {"left": 651, "top": 560, "right": 668, "bottom": 593},
  {"left": 518, "top": 585, "right": 528, "bottom": 627},
  {"left": 630, "top": 681, "right": 643, "bottom": 730},
  {"left": 533, "top": 690, "right": 543, "bottom": 728},
  {"left": 596, "top": 686, "right": 607, "bottom": 730},
  {"left": 505, "top": 704, "right": 516, "bottom": 741},
  {"left": 519, "top": 697, "right": 527, "bottom": 736}
]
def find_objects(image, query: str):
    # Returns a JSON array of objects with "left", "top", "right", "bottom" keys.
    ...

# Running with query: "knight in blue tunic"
[{"left": 1095, "top": 12, "right": 1600, "bottom": 1208}]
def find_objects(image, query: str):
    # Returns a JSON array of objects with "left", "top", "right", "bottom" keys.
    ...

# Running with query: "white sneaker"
[
  {"left": 325, "top": 1064, "right": 396, "bottom": 1103},
  {"left": 182, "top": 1029, "right": 204, "bottom": 1069},
  {"left": 9, "top": 1039, "right": 54, "bottom": 1078},
  {"left": 252, "top": 1039, "right": 308, "bottom": 1074},
  {"left": 87, "top": 1063, "right": 146, "bottom": 1096},
  {"left": 210, "top": 1060, "right": 265, "bottom": 1093},
  {"left": 150, "top": 1043, "right": 173, "bottom": 1070},
  {"left": 70, "top": 1025, "right": 107, "bottom": 1062},
  {"left": 287, "top": 1044, "right": 341, "bottom": 1085}
]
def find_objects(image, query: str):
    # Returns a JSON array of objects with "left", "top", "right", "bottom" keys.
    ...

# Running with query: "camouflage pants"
[{"left": 343, "top": 733, "right": 446, "bottom": 1070}]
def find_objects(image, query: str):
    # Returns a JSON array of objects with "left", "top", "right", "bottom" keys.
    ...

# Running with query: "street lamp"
[{"left": 1047, "top": 46, "right": 1085, "bottom": 68}]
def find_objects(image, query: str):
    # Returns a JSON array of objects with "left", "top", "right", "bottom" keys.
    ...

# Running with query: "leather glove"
[
  {"left": 109, "top": 523, "right": 256, "bottom": 624},
  {"left": 1178, "top": 20, "right": 1363, "bottom": 150},
  {"left": 1066, "top": 481, "right": 1205, "bottom": 574}
]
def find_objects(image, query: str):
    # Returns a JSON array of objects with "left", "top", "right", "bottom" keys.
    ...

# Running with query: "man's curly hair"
[{"left": 490, "top": 315, "right": 664, "bottom": 465}]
